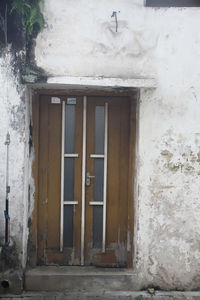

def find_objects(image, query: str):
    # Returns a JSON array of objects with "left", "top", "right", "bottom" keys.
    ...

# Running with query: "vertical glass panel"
[
  {"left": 63, "top": 205, "right": 73, "bottom": 247},
  {"left": 65, "top": 105, "right": 75, "bottom": 153},
  {"left": 92, "top": 106, "right": 105, "bottom": 248},
  {"left": 94, "top": 159, "right": 104, "bottom": 202},
  {"left": 95, "top": 106, "right": 105, "bottom": 154},
  {"left": 93, "top": 206, "right": 103, "bottom": 248},
  {"left": 64, "top": 158, "right": 74, "bottom": 202}
]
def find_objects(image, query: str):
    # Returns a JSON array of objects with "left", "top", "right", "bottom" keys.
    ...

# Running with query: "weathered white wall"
[
  {"left": 33, "top": 0, "right": 200, "bottom": 289},
  {"left": 0, "top": 50, "right": 30, "bottom": 268},
  {"left": 0, "top": 0, "right": 199, "bottom": 290},
  {"left": 35, "top": 0, "right": 156, "bottom": 78},
  {"left": 137, "top": 87, "right": 200, "bottom": 290}
]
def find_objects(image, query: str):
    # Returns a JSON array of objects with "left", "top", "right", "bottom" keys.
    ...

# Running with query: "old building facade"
[{"left": 1, "top": 0, "right": 200, "bottom": 293}]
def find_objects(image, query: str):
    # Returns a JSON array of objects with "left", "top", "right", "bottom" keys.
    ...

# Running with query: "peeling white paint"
[
  {"left": 137, "top": 87, "right": 200, "bottom": 289},
  {"left": 0, "top": 50, "right": 29, "bottom": 268}
]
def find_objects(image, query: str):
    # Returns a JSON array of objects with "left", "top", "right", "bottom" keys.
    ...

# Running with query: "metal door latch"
[{"left": 86, "top": 172, "right": 95, "bottom": 186}]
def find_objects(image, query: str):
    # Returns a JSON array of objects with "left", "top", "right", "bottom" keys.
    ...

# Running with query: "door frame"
[{"left": 29, "top": 88, "right": 138, "bottom": 268}]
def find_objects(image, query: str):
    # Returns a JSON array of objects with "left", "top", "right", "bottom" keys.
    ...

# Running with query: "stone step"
[
  {"left": 2, "top": 291, "right": 200, "bottom": 300},
  {"left": 24, "top": 266, "right": 139, "bottom": 292}
]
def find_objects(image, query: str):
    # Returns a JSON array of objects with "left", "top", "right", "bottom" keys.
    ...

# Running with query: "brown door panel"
[
  {"left": 85, "top": 97, "right": 130, "bottom": 266},
  {"left": 37, "top": 95, "right": 134, "bottom": 267}
]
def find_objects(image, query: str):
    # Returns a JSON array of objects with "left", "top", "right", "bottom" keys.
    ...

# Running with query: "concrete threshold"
[
  {"left": 2, "top": 291, "right": 200, "bottom": 299},
  {"left": 25, "top": 266, "right": 138, "bottom": 292}
]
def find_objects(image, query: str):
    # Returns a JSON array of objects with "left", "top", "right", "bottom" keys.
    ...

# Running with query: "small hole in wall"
[{"left": 1, "top": 280, "right": 10, "bottom": 289}]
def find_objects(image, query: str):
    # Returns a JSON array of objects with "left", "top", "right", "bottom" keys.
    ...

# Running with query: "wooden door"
[
  {"left": 37, "top": 95, "right": 83, "bottom": 265},
  {"left": 84, "top": 97, "right": 130, "bottom": 267},
  {"left": 37, "top": 95, "right": 134, "bottom": 267}
]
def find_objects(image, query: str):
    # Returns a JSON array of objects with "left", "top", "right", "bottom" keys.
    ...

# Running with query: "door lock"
[{"left": 86, "top": 172, "right": 95, "bottom": 186}]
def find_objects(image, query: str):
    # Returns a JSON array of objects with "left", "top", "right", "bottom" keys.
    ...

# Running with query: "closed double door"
[{"left": 37, "top": 95, "right": 134, "bottom": 267}]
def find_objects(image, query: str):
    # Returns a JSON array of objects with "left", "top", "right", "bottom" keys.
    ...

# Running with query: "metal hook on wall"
[{"left": 111, "top": 11, "right": 120, "bottom": 33}]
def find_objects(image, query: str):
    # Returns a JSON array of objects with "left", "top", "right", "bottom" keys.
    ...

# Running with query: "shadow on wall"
[
  {"left": 0, "top": 241, "right": 23, "bottom": 294},
  {"left": 0, "top": 241, "right": 20, "bottom": 272},
  {"left": 0, "top": 0, "right": 25, "bottom": 51}
]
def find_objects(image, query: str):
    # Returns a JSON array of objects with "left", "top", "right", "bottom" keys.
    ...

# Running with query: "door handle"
[{"left": 86, "top": 172, "right": 95, "bottom": 186}]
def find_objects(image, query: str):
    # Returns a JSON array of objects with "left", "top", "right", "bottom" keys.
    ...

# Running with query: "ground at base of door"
[{"left": 1, "top": 291, "right": 200, "bottom": 299}]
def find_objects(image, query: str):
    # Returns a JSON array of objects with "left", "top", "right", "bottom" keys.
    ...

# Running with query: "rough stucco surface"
[
  {"left": 35, "top": 0, "right": 157, "bottom": 78},
  {"left": 34, "top": 0, "right": 200, "bottom": 289},
  {"left": 0, "top": 0, "right": 200, "bottom": 291},
  {"left": 137, "top": 88, "right": 200, "bottom": 290},
  {"left": 0, "top": 51, "right": 29, "bottom": 267}
]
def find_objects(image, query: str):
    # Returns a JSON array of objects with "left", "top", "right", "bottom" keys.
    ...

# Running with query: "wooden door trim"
[
  {"left": 127, "top": 94, "right": 137, "bottom": 268},
  {"left": 28, "top": 92, "right": 39, "bottom": 266},
  {"left": 29, "top": 90, "right": 138, "bottom": 268}
]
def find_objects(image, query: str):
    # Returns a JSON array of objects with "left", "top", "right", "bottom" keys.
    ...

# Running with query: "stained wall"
[{"left": 1, "top": 0, "right": 200, "bottom": 290}]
